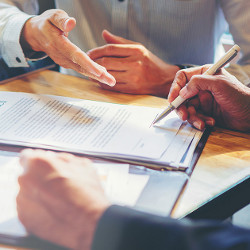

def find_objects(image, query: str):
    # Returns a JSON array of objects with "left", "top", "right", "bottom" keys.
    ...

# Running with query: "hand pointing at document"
[{"left": 21, "top": 9, "right": 116, "bottom": 86}]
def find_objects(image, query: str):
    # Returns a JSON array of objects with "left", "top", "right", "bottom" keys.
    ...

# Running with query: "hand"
[
  {"left": 17, "top": 149, "right": 110, "bottom": 250},
  {"left": 87, "top": 30, "right": 179, "bottom": 97},
  {"left": 168, "top": 66, "right": 250, "bottom": 131},
  {"left": 21, "top": 10, "right": 115, "bottom": 86}
]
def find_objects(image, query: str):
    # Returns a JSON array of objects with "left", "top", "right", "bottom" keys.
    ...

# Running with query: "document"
[{"left": 0, "top": 92, "right": 203, "bottom": 170}]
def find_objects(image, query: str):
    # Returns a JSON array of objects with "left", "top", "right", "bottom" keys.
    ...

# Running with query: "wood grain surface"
[{"left": 0, "top": 70, "right": 249, "bottom": 219}]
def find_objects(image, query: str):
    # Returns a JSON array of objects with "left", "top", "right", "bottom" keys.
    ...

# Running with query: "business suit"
[{"left": 92, "top": 205, "right": 250, "bottom": 250}]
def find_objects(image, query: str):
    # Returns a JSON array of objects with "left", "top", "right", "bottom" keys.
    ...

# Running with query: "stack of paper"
[{"left": 0, "top": 92, "right": 204, "bottom": 170}]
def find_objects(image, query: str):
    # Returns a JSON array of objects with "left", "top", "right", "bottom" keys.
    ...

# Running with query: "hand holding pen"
[
  {"left": 152, "top": 45, "right": 241, "bottom": 126},
  {"left": 153, "top": 45, "right": 250, "bottom": 131}
]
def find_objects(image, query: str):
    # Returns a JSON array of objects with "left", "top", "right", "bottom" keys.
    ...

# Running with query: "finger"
[
  {"left": 179, "top": 74, "right": 217, "bottom": 100},
  {"left": 102, "top": 29, "right": 138, "bottom": 45},
  {"left": 168, "top": 70, "right": 188, "bottom": 103},
  {"left": 87, "top": 44, "right": 141, "bottom": 60},
  {"left": 48, "top": 9, "right": 76, "bottom": 32},
  {"left": 176, "top": 105, "right": 189, "bottom": 121},
  {"left": 197, "top": 91, "right": 214, "bottom": 116},
  {"left": 19, "top": 149, "right": 35, "bottom": 171},
  {"left": 90, "top": 70, "right": 116, "bottom": 87},
  {"left": 186, "top": 106, "right": 215, "bottom": 130},
  {"left": 47, "top": 52, "right": 108, "bottom": 84},
  {"left": 204, "top": 116, "right": 215, "bottom": 126},
  {"left": 186, "top": 106, "right": 205, "bottom": 130},
  {"left": 17, "top": 194, "right": 76, "bottom": 249},
  {"left": 188, "top": 113, "right": 215, "bottom": 129},
  {"left": 168, "top": 65, "right": 210, "bottom": 103},
  {"left": 186, "top": 97, "right": 200, "bottom": 109},
  {"left": 94, "top": 57, "right": 132, "bottom": 71},
  {"left": 49, "top": 38, "right": 116, "bottom": 86},
  {"left": 108, "top": 71, "right": 128, "bottom": 83},
  {"left": 19, "top": 150, "right": 62, "bottom": 180}
]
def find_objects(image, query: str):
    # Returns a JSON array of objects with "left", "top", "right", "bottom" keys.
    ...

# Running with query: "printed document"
[{"left": 0, "top": 92, "right": 203, "bottom": 169}]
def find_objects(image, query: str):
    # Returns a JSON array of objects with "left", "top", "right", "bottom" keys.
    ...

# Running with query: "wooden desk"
[{"left": 0, "top": 70, "right": 249, "bottom": 220}]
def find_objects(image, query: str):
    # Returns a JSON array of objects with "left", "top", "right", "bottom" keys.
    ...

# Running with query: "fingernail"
[
  {"left": 177, "top": 110, "right": 183, "bottom": 119},
  {"left": 99, "top": 69, "right": 116, "bottom": 87},
  {"left": 19, "top": 149, "right": 33, "bottom": 169},
  {"left": 90, "top": 67, "right": 103, "bottom": 77},
  {"left": 64, "top": 18, "right": 75, "bottom": 31},
  {"left": 206, "top": 120, "right": 215, "bottom": 126},
  {"left": 193, "top": 121, "right": 202, "bottom": 130},
  {"left": 64, "top": 18, "right": 70, "bottom": 30},
  {"left": 180, "top": 87, "right": 188, "bottom": 98},
  {"left": 106, "top": 75, "right": 116, "bottom": 87}
]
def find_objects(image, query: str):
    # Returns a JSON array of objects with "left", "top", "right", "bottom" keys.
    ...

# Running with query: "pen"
[{"left": 151, "top": 44, "right": 241, "bottom": 126}]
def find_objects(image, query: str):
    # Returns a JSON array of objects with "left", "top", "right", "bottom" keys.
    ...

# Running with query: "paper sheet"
[
  {"left": 0, "top": 92, "right": 202, "bottom": 169},
  {"left": 94, "top": 163, "right": 149, "bottom": 206}
]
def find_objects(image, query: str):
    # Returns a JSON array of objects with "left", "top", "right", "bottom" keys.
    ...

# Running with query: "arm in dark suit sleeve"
[{"left": 92, "top": 205, "right": 250, "bottom": 250}]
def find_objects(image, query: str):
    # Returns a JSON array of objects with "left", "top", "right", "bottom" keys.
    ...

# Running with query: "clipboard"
[{"left": 0, "top": 129, "right": 210, "bottom": 249}]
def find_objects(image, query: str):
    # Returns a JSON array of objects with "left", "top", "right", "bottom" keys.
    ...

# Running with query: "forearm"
[
  {"left": 154, "top": 63, "right": 180, "bottom": 98},
  {"left": 0, "top": 0, "right": 38, "bottom": 67},
  {"left": 92, "top": 205, "right": 250, "bottom": 250}
]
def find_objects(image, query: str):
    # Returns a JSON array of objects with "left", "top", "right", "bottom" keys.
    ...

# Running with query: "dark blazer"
[{"left": 92, "top": 205, "right": 250, "bottom": 250}]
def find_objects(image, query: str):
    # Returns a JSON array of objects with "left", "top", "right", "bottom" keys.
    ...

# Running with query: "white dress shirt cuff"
[{"left": 1, "top": 13, "right": 33, "bottom": 67}]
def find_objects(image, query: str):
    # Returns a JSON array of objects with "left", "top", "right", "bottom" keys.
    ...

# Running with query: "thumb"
[
  {"left": 102, "top": 29, "right": 137, "bottom": 44},
  {"left": 179, "top": 75, "right": 217, "bottom": 99},
  {"left": 49, "top": 10, "right": 76, "bottom": 32}
]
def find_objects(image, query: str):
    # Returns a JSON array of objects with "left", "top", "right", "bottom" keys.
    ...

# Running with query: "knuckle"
[
  {"left": 99, "top": 57, "right": 107, "bottom": 65},
  {"left": 190, "top": 75, "right": 201, "bottom": 84},
  {"left": 50, "top": 9, "right": 69, "bottom": 28},
  {"left": 134, "top": 44, "right": 145, "bottom": 53},
  {"left": 81, "top": 157, "right": 92, "bottom": 166},
  {"left": 18, "top": 175, "right": 26, "bottom": 187},
  {"left": 134, "top": 75, "right": 141, "bottom": 83},
  {"left": 134, "top": 45, "right": 147, "bottom": 57},
  {"left": 105, "top": 44, "right": 115, "bottom": 54},
  {"left": 43, "top": 41, "right": 54, "bottom": 51},
  {"left": 51, "top": 9, "right": 66, "bottom": 20},
  {"left": 176, "top": 70, "right": 185, "bottom": 78},
  {"left": 77, "top": 65, "right": 87, "bottom": 74},
  {"left": 133, "top": 60, "right": 143, "bottom": 69}
]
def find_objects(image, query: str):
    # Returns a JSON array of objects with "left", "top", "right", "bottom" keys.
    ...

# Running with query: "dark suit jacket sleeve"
[{"left": 92, "top": 205, "right": 250, "bottom": 250}]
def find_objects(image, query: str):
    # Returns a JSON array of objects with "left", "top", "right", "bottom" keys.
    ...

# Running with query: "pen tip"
[{"left": 149, "top": 122, "right": 155, "bottom": 128}]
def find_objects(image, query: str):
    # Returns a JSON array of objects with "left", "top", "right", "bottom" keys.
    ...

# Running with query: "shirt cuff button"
[{"left": 16, "top": 57, "right": 21, "bottom": 63}]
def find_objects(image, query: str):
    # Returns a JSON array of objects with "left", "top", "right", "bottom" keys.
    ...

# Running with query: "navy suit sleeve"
[{"left": 92, "top": 205, "right": 250, "bottom": 250}]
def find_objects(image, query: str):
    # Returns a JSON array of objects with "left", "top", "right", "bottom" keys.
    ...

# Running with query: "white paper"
[
  {"left": 0, "top": 92, "right": 202, "bottom": 169},
  {"left": 94, "top": 163, "right": 149, "bottom": 206},
  {"left": 0, "top": 157, "right": 26, "bottom": 236},
  {"left": 0, "top": 92, "right": 180, "bottom": 158}
]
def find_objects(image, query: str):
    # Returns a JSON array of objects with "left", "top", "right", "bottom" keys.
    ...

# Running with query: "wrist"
[
  {"left": 77, "top": 202, "right": 110, "bottom": 250},
  {"left": 154, "top": 64, "right": 180, "bottom": 98},
  {"left": 20, "top": 17, "right": 48, "bottom": 60},
  {"left": 21, "top": 17, "right": 40, "bottom": 53}
]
